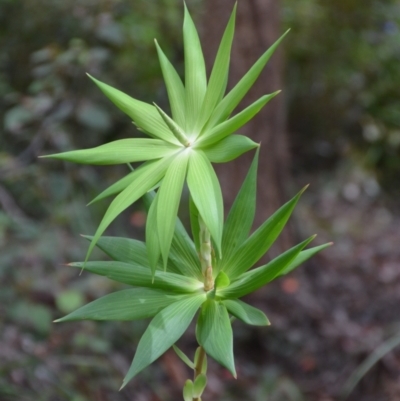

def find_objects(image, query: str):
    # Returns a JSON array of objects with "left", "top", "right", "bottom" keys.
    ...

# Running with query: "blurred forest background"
[{"left": 1, "top": 0, "right": 400, "bottom": 400}]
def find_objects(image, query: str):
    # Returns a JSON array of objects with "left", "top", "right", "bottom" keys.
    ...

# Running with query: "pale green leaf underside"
[
  {"left": 196, "top": 299, "right": 236, "bottom": 377},
  {"left": 205, "top": 30, "right": 289, "bottom": 129},
  {"left": 222, "top": 299, "right": 270, "bottom": 326},
  {"left": 183, "top": 5, "right": 207, "bottom": 134},
  {"left": 69, "top": 261, "right": 203, "bottom": 294},
  {"left": 187, "top": 151, "right": 223, "bottom": 256},
  {"left": 218, "top": 236, "right": 315, "bottom": 299},
  {"left": 146, "top": 189, "right": 162, "bottom": 275},
  {"left": 55, "top": 288, "right": 181, "bottom": 322},
  {"left": 155, "top": 40, "right": 186, "bottom": 127},
  {"left": 88, "top": 170, "right": 137, "bottom": 205},
  {"left": 198, "top": 93, "right": 279, "bottom": 147},
  {"left": 87, "top": 74, "right": 179, "bottom": 145},
  {"left": 197, "top": 3, "right": 237, "bottom": 130},
  {"left": 84, "top": 156, "right": 171, "bottom": 265},
  {"left": 202, "top": 135, "right": 258, "bottom": 163},
  {"left": 221, "top": 186, "right": 308, "bottom": 279},
  {"left": 41, "top": 139, "right": 179, "bottom": 165},
  {"left": 157, "top": 151, "right": 190, "bottom": 267},
  {"left": 122, "top": 294, "right": 206, "bottom": 388}
]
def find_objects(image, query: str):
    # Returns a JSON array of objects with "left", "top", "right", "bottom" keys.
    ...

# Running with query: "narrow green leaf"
[
  {"left": 196, "top": 300, "right": 236, "bottom": 377},
  {"left": 201, "top": 135, "right": 258, "bottom": 163},
  {"left": 183, "top": 5, "right": 207, "bottom": 134},
  {"left": 189, "top": 196, "right": 201, "bottom": 253},
  {"left": 222, "top": 299, "right": 270, "bottom": 326},
  {"left": 82, "top": 235, "right": 148, "bottom": 266},
  {"left": 205, "top": 30, "right": 289, "bottom": 129},
  {"left": 183, "top": 379, "right": 194, "bottom": 401},
  {"left": 55, "top": 288, "right": 181, "bottom": 322},
  {"left": 68, "top": 261, "right": 203, "bottom": 294},
  {"left": 88, "top": 170, "right": 137, "bottom": 205},
  {"left": 193, "top": 374, "right": 207, "bottom": 398},
  {"left": 187, "top": 150, "right": 223, "bottom": 257},
  {"left": 157, "top": 150, "right": 190, "bottom": 268},
  {"left": 153, "top": 103, "right": 189, "bottom": 146},
  {"left": 146, "top": 189, "right": 161, "bottom": 276},
  {"left": 218, "top": 236, "right": 316, "bottom": 299},
  {"left": 87, "top": 74, "right": 179, "bottom": 145},
  {"left": 197, "top": 93, "right": 279, "bottom": 147},
  {"left": 215, "top": 271, "right": 230, "bottom": 290},
  {"left": 154, "top": 40, "right": 186, "bottom": 127},
  {"left": 218, "top": 150, "right": 258, "bottom": 271},
  {"left": 84, "top": 234, "right": 182, "bottom": 275},
  {"left": 144, "top": 190, "right": 202, "bottom": 280},
  {"left": 169, "top": 217, "right": 203, "bottom": 280},
  {"left": 221, "top": 185, "right": 308, "bottom": 279},
  {"left": 172, "top": 345, "right": 195, "bottom": 369},
  {"left": 197, "top": 4, "right": 237, "bottom": 130},
  {"left": 84, "top": 156, "right": 171, "bottom": 266},
  {"left": 277, "top": 242, "right": 333, "bottom": 277},
  {"left": 41, "top": 139, "right": 179, "bottom": 165},
  {"left": 121, "top": 294, "right": 206, "bottom": 387}
]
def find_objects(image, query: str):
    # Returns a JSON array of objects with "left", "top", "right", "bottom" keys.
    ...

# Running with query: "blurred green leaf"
[
  {"left": 222, "top": 299, "right": 270, "bottom": 326},
  {"left": 56, "top": 288, "right": 181, "bottom": 322}
]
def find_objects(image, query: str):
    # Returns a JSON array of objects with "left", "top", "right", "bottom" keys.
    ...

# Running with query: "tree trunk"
[{"left": 202, "top": 0, "right": 291, "bottom": 255}]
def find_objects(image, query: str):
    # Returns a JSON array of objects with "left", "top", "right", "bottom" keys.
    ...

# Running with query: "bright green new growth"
[
  {"left": 41, "top": 3, "right": 286, "bottom": 271},
  {"left": 46, "top": 3, "right": 331, "bottom": 395}
]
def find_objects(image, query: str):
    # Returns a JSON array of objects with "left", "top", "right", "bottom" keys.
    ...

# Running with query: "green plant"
[{"left": 42, "top": 4, "right": 331, "bottom": 398}]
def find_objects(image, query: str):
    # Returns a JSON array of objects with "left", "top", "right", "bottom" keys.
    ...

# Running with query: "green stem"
[
  {"left": 199, "top": 216, "right": 214, "bottom": 291},
  {"left": 193, "top": 346, "right": 206, "bottom": 401}
]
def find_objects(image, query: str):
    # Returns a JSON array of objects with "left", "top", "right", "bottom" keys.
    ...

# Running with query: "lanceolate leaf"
[
  {"left": 146, "top": 189, "right": 162, "bottom": 275},
  {"left": 197, "top": 3, "right": 237, "bottom": 130},
  {"left": 196, "top": 299, "right": 236, "bottom": 377},
  {"left": 276, "top": 242, "right": 333, "bottom": 277},
  {"left": 157, "top": 151, "right": 190, "bottom": 268},
  {"left": 87, "top": 74, "right": 179, "bottom": 145},
  {"left": 41, "top": 139, "right": 179, "bottom": 165},
  {"left": 187, "top": 151, "right": 223, "bottom": 257},
  {"left": 172, "top": 345, "right": 195, "bottom": 369},
  {"left": 85, "top": 156, "right": 171, "bottom": 265},
  {"left": 69, "top": 261, "right": 203, "bottom": 294},
  {"left": 55, "top": 288, "right": 181, "bottom": 322},
  {"left": 88, "top": 170, "right": 137, "bottom": 205},
  {"left": 218, "top": 236, "right": 316, "bottom": 299},
  {"left": 155, "top": 40, "right": 186, "bottom": 127},
  {"left": 189, "top": 196, "right": 201, "bottom": 252},
  {"left": 183, "top": 5, "right": 207, "bottom": 134},
  {"left": 205, "top": 30, "right": 289, "bottom": 128},
  {"left": 144, "top": 190, "right": 202, "bottom": 280},
  {"left": 121, "top": 294, "right": 206, "bottom": 388},
  {"left": 83, "top": 235, "right": 149, "bottom": 267},
  {"left": 218, "top": 150, "right": 258, "bottom": 271},
  {"left": 222, "top": 299, "right": 270, "bottom": 326},
  {"left": 202, "top": 135, "right": 258, "bottom": 163},
  {"left": 221, "top": 185, "right": 308, "bottom": 279},
  {"left": 198, "top": 93, "right": 279, "bottom": 147},
  {"left": 169, "top": 219, "right": 203, "bottom": 280}
]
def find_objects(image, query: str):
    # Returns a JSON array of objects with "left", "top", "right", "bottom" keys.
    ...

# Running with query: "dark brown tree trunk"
[{"left": 202, "top": 0, "right": 291, "bottom": 255}]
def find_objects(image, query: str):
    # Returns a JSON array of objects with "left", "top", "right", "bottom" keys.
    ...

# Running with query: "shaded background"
[{"left": 1, "top": 0, "right": 400, "bottom": 400}]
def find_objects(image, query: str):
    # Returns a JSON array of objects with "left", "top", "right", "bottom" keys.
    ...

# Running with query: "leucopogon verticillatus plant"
[{"left": 42, "top": 3, "right": 332, "bottom": 398}]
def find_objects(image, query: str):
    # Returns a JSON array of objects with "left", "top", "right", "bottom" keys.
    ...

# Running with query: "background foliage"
[{"left": 1, "top": 0, "right": 399, "bottom": 400}]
